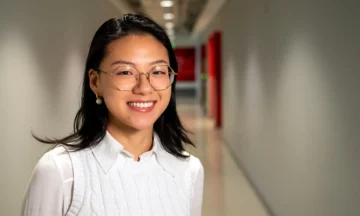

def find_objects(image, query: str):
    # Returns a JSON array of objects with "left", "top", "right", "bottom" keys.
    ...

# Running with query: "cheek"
[
  {"left": 101, "top": 77, "right": 118, "bottom": 98},
  {"left": 101, "top": 76, "right": 114, "bottom": 89},
  {"left": 159, "top": 89, "right": 172, "bottom": 108},
  {"left": 101, "top": 85, "right": 124, "bottom": 111}
]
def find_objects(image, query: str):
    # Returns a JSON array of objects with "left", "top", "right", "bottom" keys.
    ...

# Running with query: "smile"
[
  {"left": 127, "top": 101, "right": 157, "bottom": 112},
  {"left": 128, "top": 102, "right": 154, "bottom": 108}
]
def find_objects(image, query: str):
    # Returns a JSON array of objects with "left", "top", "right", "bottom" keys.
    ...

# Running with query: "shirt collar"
[{"left": 91, "top": 131, "right": 176, "bottom": 176}]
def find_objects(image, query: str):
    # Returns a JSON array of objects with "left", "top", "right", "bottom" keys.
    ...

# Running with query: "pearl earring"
[{"left": 96, "top": 95, "right": 102, "bottom": 105}]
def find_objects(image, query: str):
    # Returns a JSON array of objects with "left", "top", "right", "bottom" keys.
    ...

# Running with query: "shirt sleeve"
[
  {"left": 21, "top": 152, "right": 65, "bottom": 216},
  {"left": 191, "top": 160, "right": 205, "bottom": 216}
]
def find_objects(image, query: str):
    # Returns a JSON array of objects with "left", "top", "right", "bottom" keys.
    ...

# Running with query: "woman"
[{"left": 22, "top": 14, "right": 204, "bottom": 216}]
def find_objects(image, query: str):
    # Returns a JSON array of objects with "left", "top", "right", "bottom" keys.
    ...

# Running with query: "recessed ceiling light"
[
  {"left": 160, "top": 0, "right": 174, "bottom": 7},
  {"left": 163, "top": 13, "right": 174, "bottom": 20}
]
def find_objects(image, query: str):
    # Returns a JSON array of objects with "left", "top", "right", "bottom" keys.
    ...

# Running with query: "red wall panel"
[
  {"left": 174, "top": 47, "right": 195, "bottom": 81},
  {"left": 214, "top": 31, "right": 222, "bottom": 127},
  {"left": 208, "top": 35, "right": 215, "bottom": 118},
  {"left": 207, "top": 31, "right": 222, "bottom": 127}
]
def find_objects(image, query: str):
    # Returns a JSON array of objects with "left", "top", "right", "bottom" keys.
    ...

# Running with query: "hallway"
[
  {"left": 1, "top": 0, "right": 360, "bottom": 215},
  {"left": 176, "top": 99, "right": 269, "bottom": 216}
]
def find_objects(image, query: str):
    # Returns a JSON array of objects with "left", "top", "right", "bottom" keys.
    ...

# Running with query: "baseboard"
[{"left": 222, "top": 136, "right": 276, "bottom": 216}]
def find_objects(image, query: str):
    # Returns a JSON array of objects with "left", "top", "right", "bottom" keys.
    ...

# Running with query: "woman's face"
[{"left": 89, "top": 34, "right": 172, "bottom": 131}]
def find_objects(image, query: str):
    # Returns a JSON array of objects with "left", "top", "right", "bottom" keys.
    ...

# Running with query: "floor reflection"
[{"left": 177, "top": 98, "right": 269, "bottom": 216}]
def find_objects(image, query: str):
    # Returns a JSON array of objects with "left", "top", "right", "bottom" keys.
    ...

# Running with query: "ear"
[{"left": 88, "top": 69, "right": 102, "bottom": 96}]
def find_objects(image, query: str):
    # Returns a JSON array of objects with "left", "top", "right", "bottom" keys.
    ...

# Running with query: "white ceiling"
[
  {"left": 120, "top": 0, "right": 206, "bottom": 33},
  {"left": 139, "top": 0, "right": 180, "bottom": 27},
  {"left": 107, "top": 0, "right": 228, "bottom": 41}
]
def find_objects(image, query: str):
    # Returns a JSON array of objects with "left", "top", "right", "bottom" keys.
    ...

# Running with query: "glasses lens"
[
  {"left": 112, "top": 65, "right": 175, "bottom": 90},
  {"left": 149, "top": 65, "right": 174, "bottom": 90},
  {"left": 112, "top": 66, "right": 138, "bottom": 90}
]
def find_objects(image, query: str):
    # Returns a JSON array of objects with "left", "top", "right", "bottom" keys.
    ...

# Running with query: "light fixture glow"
[
  {"left": 160, "top": 0, "right": 174, "bottom": 7},
  {"left": 163, "top": 13, "right": 174, "bottom": 20},
  {"left": 165, "top": 22, "right": 174, "bottom": 29},
  {"left": 166, "top": 29, "right": 175, "bottom": 35}
]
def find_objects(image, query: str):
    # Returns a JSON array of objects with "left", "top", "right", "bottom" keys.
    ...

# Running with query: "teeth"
[{"left": 128, "top": 102, "right": 154, "bottom": 108}]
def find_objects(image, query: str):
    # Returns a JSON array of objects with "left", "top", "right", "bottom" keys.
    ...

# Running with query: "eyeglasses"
[{"left": 95, "top": 64, "right": 177, "bottom": 91}]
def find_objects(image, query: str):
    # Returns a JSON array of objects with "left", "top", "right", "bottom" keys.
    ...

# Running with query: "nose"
[{"left": 132, "top": 72, "right": 153, "bottom": 94}]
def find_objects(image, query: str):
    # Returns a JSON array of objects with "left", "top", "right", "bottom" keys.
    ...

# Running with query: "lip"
[
  {"left": 127, "top": 100, "right": 157, "bottom": 113},
  {"left": 127, "top": 100, "right": 156, "bottom": 103}
]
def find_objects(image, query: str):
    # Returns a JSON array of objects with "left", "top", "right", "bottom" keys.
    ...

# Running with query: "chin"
[
  {"left": 126, "top": 118, "right": 157, "bottom": 131},
  {"left": 128, "top": 123, "right": 154, "bottom": 131},
  {"left": 108, "top": 101, "right": 167, "bottom": 131}
]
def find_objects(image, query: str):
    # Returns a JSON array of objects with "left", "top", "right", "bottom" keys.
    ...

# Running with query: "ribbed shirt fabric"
[{"left": 21, "top": 131, "right": 204, "bottom": 216}]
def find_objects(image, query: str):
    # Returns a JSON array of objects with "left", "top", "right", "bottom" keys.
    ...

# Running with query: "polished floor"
[{"left": 177, "top": 99, "right": 270, "bottom": 216}]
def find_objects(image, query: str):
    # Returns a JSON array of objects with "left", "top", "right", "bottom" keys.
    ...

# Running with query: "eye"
[
  {"left": 152, "top": 71, "right": 166, "bottom": 75},
  {"left": 115, "top": 71, "right": 133, "bottom": 75}
]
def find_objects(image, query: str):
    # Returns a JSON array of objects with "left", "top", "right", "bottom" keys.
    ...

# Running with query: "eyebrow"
[
  {"left": 111, "top": 59, "right": 169, "bottom": 66},
  {"left": 149, "top": 60, "right": 169, "bottom": 65}
]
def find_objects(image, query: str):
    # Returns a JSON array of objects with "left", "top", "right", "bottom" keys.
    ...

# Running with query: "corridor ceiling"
[
  {"left": 124, "top": 0, "right": 208, "bottom": 35},
  {"left": 109, "top": 0, "right": 229, "bottom": 41}
]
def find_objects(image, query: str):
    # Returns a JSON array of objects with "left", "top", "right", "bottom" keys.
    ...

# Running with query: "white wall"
[
  {"left": 0, "top": 0, "right": 121, "bottom": 215},
  {"left": 203, "top": 0, "right": 360, "bottom": 215},
  {"left": 174, "top": 33, "right": 197, "bottom": 47}
]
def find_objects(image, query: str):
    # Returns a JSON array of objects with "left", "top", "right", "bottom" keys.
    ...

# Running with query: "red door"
[{"left": 207, "top": 31, "right": 222, "bottom": 127}]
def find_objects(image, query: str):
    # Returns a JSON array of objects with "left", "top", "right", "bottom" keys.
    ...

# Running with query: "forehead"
[{"left": 103, "top": 34, "right": 169, "bottom": 66}]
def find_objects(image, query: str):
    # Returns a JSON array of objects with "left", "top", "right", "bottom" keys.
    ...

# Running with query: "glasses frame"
[{"left": 95, "top": 64, "right": 178, "bottom": 91}]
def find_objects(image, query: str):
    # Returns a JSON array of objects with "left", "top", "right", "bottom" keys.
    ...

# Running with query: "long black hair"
[{"left": 33, "top": 14, "right": 194, "bottom": 158}]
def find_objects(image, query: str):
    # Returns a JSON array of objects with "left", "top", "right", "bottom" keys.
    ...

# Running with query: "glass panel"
[
  {"left": 150, "top": 65, "right": 172, "bottom": 89},
  {"left": 109, "top": 65, "right": 174, "bottom": 90},
  {"left": 113, "top": 66, "right": 138, "bottom": 90}
]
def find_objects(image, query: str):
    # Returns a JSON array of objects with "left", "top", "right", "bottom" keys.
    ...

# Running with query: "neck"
[{"left": 106, "top": 122, "right": 154, "bottom": 162}]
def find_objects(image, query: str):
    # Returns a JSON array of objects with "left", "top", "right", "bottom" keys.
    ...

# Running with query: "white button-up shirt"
[{"left": 22, "top": 131, "right": 204, "bottom": 216}]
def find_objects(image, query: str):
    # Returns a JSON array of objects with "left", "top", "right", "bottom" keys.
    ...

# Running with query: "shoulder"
[
  {"left": 22, "top": 146, "right": 73, "bottom": 215},
  {"left": 174, "top": 152, "right": 204, "bottom": 179},
  {"left": 174, "top": 153, "right": 204, "bottom": 188},
  {"left": 45, "top": 145, "right": 71, "bottom": 160},
  {"left": 182, "top": 153, "right": 203, "bottom": 173},
  {"left": 33, "top": 145, "right": 73, "bottom": 181},
  {"left": 155, "top": 142, "right": 203, "bottom": 179}
]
